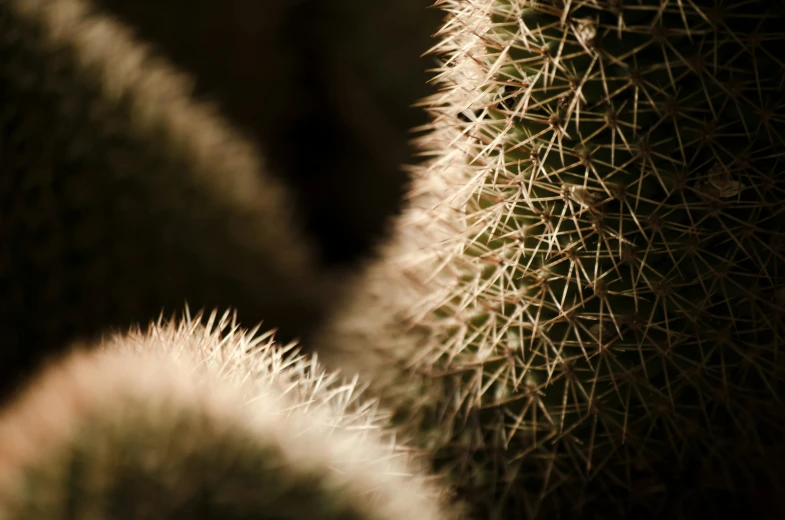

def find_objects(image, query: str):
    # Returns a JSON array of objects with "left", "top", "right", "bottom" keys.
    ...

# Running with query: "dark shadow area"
[{"left": 95, "top": 0, "right": 444, "bottom": 266}]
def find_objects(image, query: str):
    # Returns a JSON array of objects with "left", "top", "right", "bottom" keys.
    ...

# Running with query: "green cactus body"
[
  {"left": 0, "top": 0, "right": 335, "bottom": 398},
  {"left": 0, "top": 312, "right": 458, "bottom": 520},
  {"left": 322, "top": 0, "right": 785, "bottom": 518}
]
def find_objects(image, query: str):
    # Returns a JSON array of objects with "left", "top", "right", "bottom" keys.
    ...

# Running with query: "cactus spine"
[
  {"left": 321, "top": 0, "right": 785, "bottom": 518},
  {"left": 0, "top": 311, "right": 459, "bottom": 520}
]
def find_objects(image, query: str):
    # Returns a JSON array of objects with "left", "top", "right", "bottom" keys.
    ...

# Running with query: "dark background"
[{"left": 95, "top": 0, "right": 444, "bottom": 267}]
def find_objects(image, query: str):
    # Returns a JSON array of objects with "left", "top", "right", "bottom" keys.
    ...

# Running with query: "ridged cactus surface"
[
  {"left": 320, "top": 0, "right": 785, "bottom": 518},
  {"left": 0, "top": 312, "right": 458, "bottom": 520},
  {"left": 0, "top": 0, "right": 333, "bottom": 398}
]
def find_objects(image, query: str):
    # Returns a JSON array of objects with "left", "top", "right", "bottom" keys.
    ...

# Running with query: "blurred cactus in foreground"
[{"left": 0, "top": 311, "right": 459, "bottom": 520}]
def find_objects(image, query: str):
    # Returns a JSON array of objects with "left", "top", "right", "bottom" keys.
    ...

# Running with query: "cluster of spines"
[{"left": 321, "top": 0, "right": 785, "bottom": 518}]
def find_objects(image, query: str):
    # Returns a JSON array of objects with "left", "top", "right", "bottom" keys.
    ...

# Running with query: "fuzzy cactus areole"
[{"left": 330, "top": 0, "right": 785, "bottom": 518}]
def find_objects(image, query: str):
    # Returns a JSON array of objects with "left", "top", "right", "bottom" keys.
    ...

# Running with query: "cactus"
[
  {"left": 319, "top": 0, "right": 785, "bottom": 518},
  {"left": 0, "top": 0, "right": 336, "bottom": 398},
  {"left": 0, "top": 311, "right": 459, "bottom": 520},
  {"left": 94, "top": 0, "right": 445, "bottom": 266}
]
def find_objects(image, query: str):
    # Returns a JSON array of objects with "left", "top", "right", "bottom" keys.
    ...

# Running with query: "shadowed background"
[{"left": 96, "top": 0, "right": 444, "bottom": 266}]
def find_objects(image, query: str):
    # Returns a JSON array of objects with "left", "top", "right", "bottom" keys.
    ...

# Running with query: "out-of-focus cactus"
[
  {"left": 0, "top": 311, "right": 459, "bottom": 520},
  {"left": 0, "top": 0, "right": 334, "bottom": 398}
]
